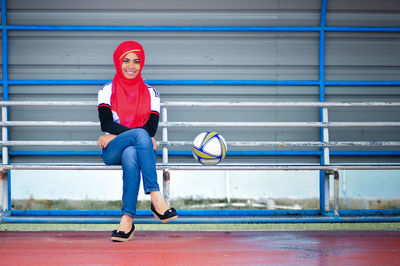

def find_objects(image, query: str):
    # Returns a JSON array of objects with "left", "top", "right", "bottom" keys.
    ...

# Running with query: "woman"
[{"left": 97, "top": 41, "right": 177, "bottom": 242}]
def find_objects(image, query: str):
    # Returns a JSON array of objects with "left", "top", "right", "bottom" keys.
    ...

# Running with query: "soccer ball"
[{"left": 192, "top": 131, "right": 227, "bottom": 165}]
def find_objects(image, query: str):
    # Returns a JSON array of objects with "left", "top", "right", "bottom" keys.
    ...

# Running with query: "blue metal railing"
[
  {"left": 2, "top": 25, "right": 322, "bottom": 32},
  {"left": 3, "top": 80, "right": 400, "bottom": 86},
  {"left": 11, "top": 209, "right": 400, "bottom": 217},
  {"left": 2, "top": 79, "right": 320, "bottom": 86},
  {"left": 319, "top": 0, "right": 329, "bottom": 212},
  {"left": 1, "top": 0, "right": 400, "bottom": 223},
  {"left": 1, "top": 25, "right": 400, "bottom": 33},
  {"left": 1, "top": 0, "right": 11, "bottom": 215},
  {"left": 5, "top": 209, "right": 400, "bottom": 224}
]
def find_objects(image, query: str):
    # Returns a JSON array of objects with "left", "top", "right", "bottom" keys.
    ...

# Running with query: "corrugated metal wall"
[{"left": 1, "top": 0, "right": 400, "bottom": 164}]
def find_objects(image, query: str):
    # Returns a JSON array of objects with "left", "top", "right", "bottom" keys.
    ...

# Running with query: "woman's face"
[{"left": 121, "top": 52, "right": 141, "bottom": 79}]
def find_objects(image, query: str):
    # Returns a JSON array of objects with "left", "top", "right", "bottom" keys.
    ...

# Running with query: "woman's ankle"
[
  {"left": 118, "top": 214, "right": 133, "bottom": 233},
  {"left": 150, "top": 191, "right": 169, "bottom": 213}
]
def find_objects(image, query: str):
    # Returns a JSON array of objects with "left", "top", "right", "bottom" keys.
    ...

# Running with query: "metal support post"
[
  {"left": 318, "top": 1, "right": 328, "bottom": 214},
  {"left": 323, "top": 170, "right": 331, "bottom": 213},
  {"left": 333, "top": 170, "right": 340, "bottom": 216},
  {"left": 161, "top": 106, "right": 170, "bottom": 204},
  {"left": 163, "top": 170, "right": 170, "bottom": 205},
  {"left": 322, "top": 108, "right": 330, "bottom": 165},
  {"left": 225, "top": 171, "right": 231, "bottom": 204},
  {"left": 1, "top": 0, "right": 11, "bottom": 219},
  {"left": 321, "top": 107, "right": 331, "bottom": 214},
  {"left": 323, "top": 108, "right": 330, "bottom": 213},
  {"left": 1, "top": 107, "right": 9, "bottom": 215}
]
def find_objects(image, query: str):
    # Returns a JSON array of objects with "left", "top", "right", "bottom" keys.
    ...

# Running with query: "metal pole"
[
  {"left": 0, "top": 0, "right": 9, "bottom": 216},
  {"left": 333, "top": 171, "right": 340, "bottom": 216},
  {"left": 2, "top": 140, "right": 400, "bottom": 147},
  {"left": 161, "top": 101, "right": 400, "bottom": 107},
  {"left": 159, "top": 121, "right": 400, "bottom": 127},
  {"left": 323, "top": 171, "right": 331, "bottom": 213},
  {"left": 3, "top": 100, "right": 400, "bottom": 107},
  {"left": 322, "top": 108, "right": 331, "bottom": 214},
  {"left": 225, "top": 171, "right": 231, "bottom": 204},
  {"left": 3, "top": 121, "right": 400, "bottom": 127},
  {"left": 319, "top": 0, "right": 328, "bottom": 215},
  {"left": 0, "top": 110, "right": 8, "bottom": 215},
  {"left": 161, "top": 107, "right": 170, "bottom": 204},
  {"left": 7, "top": 79, "right": 321, "bottom": 86},
  {"left": 6, "top": 24, "right": 400, "bottom": 33},
  {"left": 4, "top": 79, "right": 400, "bottom": 86},
  {"left": 322, "top": 108, "right": 330, "bottom": 165},
  {"left": 2, "top": 164, "right": 400, "bottom": 171},
  {"left": 6, "top": 25, "right": 322, "bottom": 32}
]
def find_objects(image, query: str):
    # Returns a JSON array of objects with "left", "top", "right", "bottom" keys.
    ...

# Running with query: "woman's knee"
[
  {"left": 121, "top": 146, "right": 139, "bottom": 168},
  {"left": 102, "top": 149, "right": 120, "bottom": 165},
  {"left": 132, "top": 128, "right": 152, "bottom": 147}
]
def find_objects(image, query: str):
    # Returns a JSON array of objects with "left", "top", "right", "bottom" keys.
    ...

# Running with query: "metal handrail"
[
  {"left": 1, "top": 101, "right": 399, "bottom": 147},
  {"left": 2, "top": 163, "right": 400, "bottom": 171},
  {"left": 1, "top": 101, "right": 400, "bottom": 107},
  {"left": 163, "top": 101, "right": 400, "bottom": 107},
  {"left": 1, "top": 140, "right": 400, "bottom": 147},
  {"left": 1, "top": 121, "right": 400, "bottom": 128}
]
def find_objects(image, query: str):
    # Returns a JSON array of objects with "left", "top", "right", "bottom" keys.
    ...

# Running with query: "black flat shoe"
[
  {"left": 151, "top": 204, "right": 178, "bottom": 223},
  {"left": 111, "top": 223, "right": 135, "bottom": 242}
]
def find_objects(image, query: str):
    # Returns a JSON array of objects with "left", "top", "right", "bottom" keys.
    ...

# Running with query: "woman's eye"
[{"left": 123, "top": 58, "right": 139, "bottom": 64}]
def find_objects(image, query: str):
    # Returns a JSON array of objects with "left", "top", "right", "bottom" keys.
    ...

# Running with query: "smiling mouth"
[{"left": 124, "top": 70, "right": 138, "bottom": 78}]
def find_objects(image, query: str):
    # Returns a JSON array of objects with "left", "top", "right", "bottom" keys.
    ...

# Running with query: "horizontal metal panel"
[
  {"left": 328, "top": 0, "right": 400, "bottom": 11},
  {"left": 7, "top": 32, "right": 319, "bottom": 81},
  {"left": 327, "top": 0, "right": 400, "bottom": 27},
  {"left": 8, "top": 0, "right": 314, "bottom": 10},
  {"left": 7, "top": 10, "right": 320, "bottom": 27}
]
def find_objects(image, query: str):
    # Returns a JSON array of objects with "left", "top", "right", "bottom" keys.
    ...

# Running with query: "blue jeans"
[{"left": 102, "top": 128, "right": 160, "bottom": 217}]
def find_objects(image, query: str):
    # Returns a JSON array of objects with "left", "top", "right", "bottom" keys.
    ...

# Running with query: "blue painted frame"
[
  {"left": 1, "top": 0, "right": 400, "bottom": 223},
  {"left": 1, "top": 0, "right": 11, "bottom": 214},
  {"left": 5, "top": 209, "right": 400, "bottom": 224}
]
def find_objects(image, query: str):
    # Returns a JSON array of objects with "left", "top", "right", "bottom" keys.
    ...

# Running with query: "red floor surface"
[{"left": 1, "top": 230, "right": 400, "bottom": 265}]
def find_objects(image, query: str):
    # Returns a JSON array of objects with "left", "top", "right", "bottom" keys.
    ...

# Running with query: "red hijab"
[{"left": 111, "top": 41, "right": 151, "bottom": 128}]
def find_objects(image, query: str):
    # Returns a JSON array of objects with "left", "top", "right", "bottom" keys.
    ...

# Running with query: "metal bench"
[{"left": 1, "top": 101, "right": 400, "bottom": 223}]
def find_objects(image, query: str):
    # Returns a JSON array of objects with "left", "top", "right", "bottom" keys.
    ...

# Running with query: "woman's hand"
[
  {"left": 152, "top": 138, "right": 158, "bottom": 150},
  {"left": 97, "top": 134, "right": 117, "bottom": 149},
  {"left": 97, "top": 134, "right": 157, "bottom": 150}
]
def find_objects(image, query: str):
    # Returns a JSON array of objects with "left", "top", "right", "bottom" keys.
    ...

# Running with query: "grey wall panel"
[
  {"left": 7, "top": 31, "right": 319, "bottom": 81},
  {"left": 2, "top": 0, "right": 400, "bottom": 164},
  {"left": 325, "top": 33, "right": 400, "bottom": 76},
  {"left": 327, "top": 0, "right": 400, "bottom": 27},
  {"left": 7, "top": 0, "right": 321, "bottom": 26}
]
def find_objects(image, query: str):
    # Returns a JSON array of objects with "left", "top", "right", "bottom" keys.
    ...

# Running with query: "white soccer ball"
[{"left": 192, "top": 131, "right": 227, "bottom": 165}]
